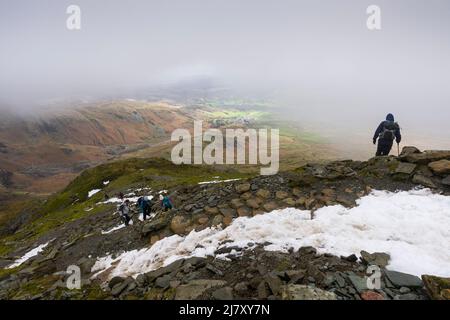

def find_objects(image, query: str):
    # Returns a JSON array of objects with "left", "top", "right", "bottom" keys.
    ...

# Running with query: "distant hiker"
[
  {"left": 373, "top": 113, "right": 401, "bottom": 156},
  {"left": 104, "top": 194, "right": 109, "bottom": 201},
  {"left": 118, "top": 192, "right": 124, "bottom": 200},
  {"left": 137, "top": 196, "right": 152, "bottom": 221},
  {"left": 160, "top": 194, "right": 173, "bottom": 211},
  {"left": 118, "top": 199, "right": 132, "bottom": 226}
]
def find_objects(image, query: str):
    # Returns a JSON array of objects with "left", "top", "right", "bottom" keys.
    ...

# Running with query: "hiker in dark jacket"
[
  {"left": 373, "top": 113, "right": 401, "bottom": 156},
  {"left": 137, "top": 196, "right": 152, "bottom": 221}
]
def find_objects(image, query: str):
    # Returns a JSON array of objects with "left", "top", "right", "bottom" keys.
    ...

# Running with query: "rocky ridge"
[{"left": 0, "top": 146, "right": 449, "bottom": 300}]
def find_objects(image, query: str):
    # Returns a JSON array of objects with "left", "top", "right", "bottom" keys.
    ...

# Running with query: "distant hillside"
[
  {"left": 0, "top": 100, "right": 341, "bottom": 194},
  {"left": 0, "top": 101, "right": 194, "bottom": 193}
]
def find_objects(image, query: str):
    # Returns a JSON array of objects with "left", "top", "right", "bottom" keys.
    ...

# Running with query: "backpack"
[
  {"left": 379, "top": 121, "right": 398, "bottom": 141},
  {"left": 162, "top": 196, "right": 171, "bottom": 206},
  {"left": 118, "top": 203, "right": 129, "bottom": 215}
]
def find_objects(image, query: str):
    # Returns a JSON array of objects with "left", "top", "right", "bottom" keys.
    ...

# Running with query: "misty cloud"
[{"left": 1, "top": 0, "right": 449, "bottom": 140}]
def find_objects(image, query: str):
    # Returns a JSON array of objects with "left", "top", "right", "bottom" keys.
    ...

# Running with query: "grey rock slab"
[
  {"left": 348, "top": 275, "right": 368, "bottom": 293},
  {"left": 384, "top": 270, "right": 423, "bottom": 288},
  {"left": 175, "top": 279, "right": 227, "bottom": 300},
  {"left": 155, "top": 274, "right": 172, "bottom": 289},
  {"left": 212, "top": 287, "right": 234, "bottom": 300},
  {"left": 412, "top": 174, "right": 437, "bottom": 188},
  {"left": 395, "top": 162, "right": 417, "bottom": 175}
]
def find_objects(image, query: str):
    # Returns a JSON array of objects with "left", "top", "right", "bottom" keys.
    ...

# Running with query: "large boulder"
[
  {"left": 110, "top": 277, "right": 134, "bottom": 297},
  {"left": 211, "top": 215, "right": 223, "bottom": 226},
  {"left": 222, "top": 216, "right": 233, "bottom": 226},
  {"left": 144, "top": 259, "right": 184, "bottom": 282},
  {"left": 170, "top": 215, "right": 191, "bottom": 234},
  {"left": 230, "top": 199, "right": 244, "bottom": 209},
  {"left": 360, "top": 251, "right": 390, "bottom": 268},
  {"left": 235, "top": 183, "right": 251, "bottom": 193},
  {"left": 141, "top": 216, "right": 170, "bottom": 235},
  {"left": 204, "top": 206, "right": 219, "bottom": 215},
  {"left": 399, "top": 146, "right": 421, "bottom": 157},
  {"left": 246, "top": 198, "right": 262, "bottom": 209},
  {"left": 412, "top": 174, "right": 437, "bottom": 188},
  {"left": 197, "top": 217, "right": 209, "bottom": 225},
  {"left": 237, "top": 206, "right": 252, "bottom": 217},
  {"left": 385, "top": 270, "right": 423, "bottom": 288},
  {"left": 428, "top": 159, "right": 450, "bottom": 175},
  {"left": 395, "top": 162, "right": 417, "bottom": 175},
  {"left": 263, "top": 201, "right": 279, "bottom": 212},
  {"left": 402, "top": 150, "right": 450, "bottom": 164},
  {"left": 219, "top": 207, "right": 236, "bottom": 217},
  {"left": 264, "top": 273, "right": 283, "bottom": 295},
  {"left": 108, "top": 276, "right": 126, "bottom": 290},
  {"left": 275, "top": 191, "right": 289, "bottom": 200},
  {"left": 155, "top": 274, "right": 172, "bottom": 289},
  {"left": 282, "top": 198, "right": 297, "bottom": 206},
  {"left": 256, "top": 189, "right": 271, "bottom": 199}
]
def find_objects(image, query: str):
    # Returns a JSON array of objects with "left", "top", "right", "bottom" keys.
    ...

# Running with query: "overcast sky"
[{"left": 1, "top": 0, "right": 449, "bottom": 139}]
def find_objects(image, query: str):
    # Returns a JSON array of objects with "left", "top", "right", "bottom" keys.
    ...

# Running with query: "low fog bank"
[{"left": 1, "top": 0, "right": 449, "bottom": 151}]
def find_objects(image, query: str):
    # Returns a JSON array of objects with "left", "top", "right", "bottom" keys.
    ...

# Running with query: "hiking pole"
[{"left": 397, "top": 142, "right": 400, "bottom": 157}]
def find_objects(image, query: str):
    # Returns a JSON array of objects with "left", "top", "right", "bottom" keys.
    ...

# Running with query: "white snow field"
[
  {"left": 91, "top": 189, "right": 450, "bottom": 280},
  {"left": 8, "top": 242, "right": 51, "bottom": 269}
]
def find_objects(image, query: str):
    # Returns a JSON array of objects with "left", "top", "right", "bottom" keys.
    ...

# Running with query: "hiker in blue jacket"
[
  {"left": 137, "top": 196, "right": 152, "bottom": 221},
  {"left": 373, "top": 113, "right": 402, "bottom": 156}
]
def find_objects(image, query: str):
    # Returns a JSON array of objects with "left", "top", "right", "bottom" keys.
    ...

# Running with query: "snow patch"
[
  {"left": 88, "top": 189, "right": 101, "bottom": 198},
  {"left": 198, "top": 178, "right": 241, "bottom": 185},
  {"left": 8, "top": 242, "right": 51, "bottom": 269},
  {"left": 137, "top": 212, "right": 157, "bottom": 222},
  {"left": 103, "top": 181, "right": 110, "bottom": 186},
  {"left": 99, "top": 194, "right": 153, "bottom": 205},
  {"left": 135, "top": 187, "right": 151, "bottom": 192},
  {"left": 91, "top": 189, "right": 450, "bottom": 280},
  {"left": 102, "top": 224, "right": 126, "bottom": 234}
]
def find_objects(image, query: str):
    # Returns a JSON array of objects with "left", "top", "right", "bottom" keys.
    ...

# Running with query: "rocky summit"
[{"left": 0, "top": 147, "right": 449, "bottom": 300}]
